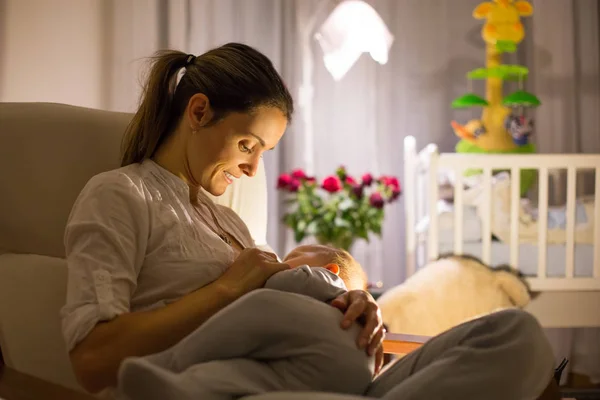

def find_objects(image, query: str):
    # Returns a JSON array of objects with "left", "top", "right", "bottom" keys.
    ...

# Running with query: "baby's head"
[{"left": 283, "top": 244, "right": 367, "bottom": 290}]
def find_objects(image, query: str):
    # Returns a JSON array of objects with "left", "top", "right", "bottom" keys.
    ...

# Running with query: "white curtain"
[{"left": 98, "top": 0, "right": 599, "bottom": 381}]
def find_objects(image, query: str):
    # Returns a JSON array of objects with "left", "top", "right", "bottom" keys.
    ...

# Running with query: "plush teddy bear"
[{"left": 377, "top": 254, "right": 535, "bottom": 337}]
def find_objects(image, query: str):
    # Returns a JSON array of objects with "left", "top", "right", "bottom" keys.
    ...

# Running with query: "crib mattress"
[{"left": 438, "top": 241, "right": 595, "bottom": 277}]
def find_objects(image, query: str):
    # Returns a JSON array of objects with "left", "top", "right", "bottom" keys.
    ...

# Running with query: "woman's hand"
[
  {"left": 217, "top": 248, "right": 291, "bottom": 297},
  {"left": 330, "top": 290, "right": 386, "bottom": 375}
]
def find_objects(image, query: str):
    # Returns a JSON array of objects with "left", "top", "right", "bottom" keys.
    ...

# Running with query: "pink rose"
[
  {"left": 369, "top": 192, "right": 385, "bottom": 209},
  {"left": 379, "top": 175, "right": 401, "bottom": 191},
  {"left": 322, "top": 176, "right": 342, "bottom": 193},
  {"left": 277, "top": 174, "right": 292, "bottom": 189},
  {"left": 289, "top": 179, "right": 300, "bottom": 192},
  {"left": 351, "top": 184, "right": 364, "bottom": 199},
  {"left": 291, "top": 169, "right": 307, "bottom": 180},
  {"left": 361, "top": 173, "right": 373, "bottom": 186},
  {"left": 345, "top": 176, "right": 357, "bottom": 185}
]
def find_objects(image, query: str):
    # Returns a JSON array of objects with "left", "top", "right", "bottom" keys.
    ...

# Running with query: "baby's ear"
[
  {"left": 495, "top": 270, "right": 531, "bottom": 307},
  {"left": 324, "top": 263, "right": 340, "bottom": 275}
]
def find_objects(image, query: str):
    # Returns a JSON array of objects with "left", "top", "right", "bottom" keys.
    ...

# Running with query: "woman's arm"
[
  {"left": 70, "top": 279, "right": 242, "bottom": 393},
  {"left": 71, "top": 247, "right": 288, "bottom": 393}
]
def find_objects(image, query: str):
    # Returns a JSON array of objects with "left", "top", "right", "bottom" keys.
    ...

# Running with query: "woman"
[
  {"left": 61, "top": 43, "right": 385, "bottom": 395},
  {"left": 62, "top": 43, "right": 559, "bottom": 400}
]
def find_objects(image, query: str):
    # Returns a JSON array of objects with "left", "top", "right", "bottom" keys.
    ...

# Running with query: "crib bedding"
[
  {"left": 437, "top": 241, "right": 595, "bottom": 277},
  {"left": 463, "top": 173, "right": 596, "bottom": 246},
  {"left": 416, "top": 201, "right": 483, "bottom": 244},
  {"left": 416, "top": 198, "right": 595, "bottom": 248}
]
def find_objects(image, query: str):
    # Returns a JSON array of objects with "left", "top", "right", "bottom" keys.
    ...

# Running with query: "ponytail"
[{"left": 120, "top": 50, "right": 189, "bottom": 166}]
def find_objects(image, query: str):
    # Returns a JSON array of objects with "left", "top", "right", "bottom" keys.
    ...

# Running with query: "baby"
[
  {"left": 117, "top": 245, "right": 373, "bottom": 400},
  {"left": 283, "top": 244, "right": 368, "bottom": 291}
]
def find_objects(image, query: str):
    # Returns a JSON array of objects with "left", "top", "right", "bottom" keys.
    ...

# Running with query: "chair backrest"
[{"left": 0, "top": 102, "right": 269, "bottom": 389}]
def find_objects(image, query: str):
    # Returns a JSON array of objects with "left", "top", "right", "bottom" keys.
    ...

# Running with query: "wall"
[{"left": 0, "top": 0, "right": 104, "bottom": 109}]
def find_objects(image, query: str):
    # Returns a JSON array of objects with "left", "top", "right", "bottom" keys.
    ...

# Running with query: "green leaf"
[
  {"left": 338, "top": 198, "right": 354, "bottom": 211},
  {"left": 367, "top": 208, "right": 379, "bottom": 219},
  {"left": 296, "top": 219, "right": 307, "bottom": 233},
  {"left": 356, "top": 226, "right": 369, "bottom": 240},
  {"left": 467, "top": 65, "right": 529, "bottom": 81},
  {"left": 306, "top": 220, "right": 319, "bottom": 235},
  {"left": 371, "top": 222, "right": 382, "bottom": 236},
  {"left": 451, "top": 93, "right": 489, "bottom": 109},
  {"left": 456, "top": 140, "right": 536, "bottom": 155},
  {"left": 334, "top": 217, "right": 352, "bottom": 229},
  {"left": 324, "top": 212, "right": 336, "bottom": 223},
  {"left": 496, "top": 40, "right": 517, "bottom": 53},
  {"left": 294, "top": 229, "right": 306, "bottom": 243},
  {"left": 283, "top": 213, "right": 296, "bottom": 226},
  {"left": 502, "top": 90, "right": 541, "bottom": 107}
]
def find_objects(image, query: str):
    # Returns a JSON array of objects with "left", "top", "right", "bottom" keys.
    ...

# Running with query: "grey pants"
[
  {"left": 246, "top": 306, "right": 556, "bottom": 400},
  {"left": 118, "top": 290, "right": 554, "bottom": 400},
  {"left": 118, "top": 289, "right": 375, "bottom": 400}
]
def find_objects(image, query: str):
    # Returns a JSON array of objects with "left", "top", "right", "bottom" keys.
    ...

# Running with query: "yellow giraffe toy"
[{"left": 451, "top": 0, "right": 533, "bottom": 152}]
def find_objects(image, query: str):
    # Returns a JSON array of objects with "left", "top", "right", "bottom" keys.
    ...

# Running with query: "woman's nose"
[{"left": 241, "top": 155, "right": 260, "bottom": 177}]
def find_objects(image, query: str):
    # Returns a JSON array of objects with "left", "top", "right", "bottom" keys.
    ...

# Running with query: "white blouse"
[{"left": 60, "top": 159, "right": 255, "bottom": 352}]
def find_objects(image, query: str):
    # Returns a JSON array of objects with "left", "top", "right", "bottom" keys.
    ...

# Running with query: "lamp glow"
[{"left": 315, "top": 0, "right": 394, "bottom": 80}]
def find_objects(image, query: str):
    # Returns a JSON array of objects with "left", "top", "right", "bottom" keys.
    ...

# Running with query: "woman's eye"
[{"left": 239, "top": 143, "right": 251, "bottom": 153}]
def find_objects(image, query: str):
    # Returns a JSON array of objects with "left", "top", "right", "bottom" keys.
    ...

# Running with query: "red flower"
[
  {"left": 305, "top": 176, "right": 317, "bottom": 186},
  {"left": 289, "top": 179, "right": 300, "bottom": 192},
  {"left": 352, "top": 184, "right": 364, "bottom": 199},
  {"left": 345, "top": 176, "right": 357, "bottom": 185},
  {"left": 277, "top": 174, "right": 292, "bottom": 190},
  {"left": 379, "top": 175, "right": 401, "bottom": 192},
  {"left": 369, "top": 192, "right": 385, "bottom": 209},
  {"left": 322, "top": 176, "right": 342, "bottom": 193},
  {"left": 361, "top": 173, "right": 373, "bottom": 186},
  {"left": 390, "top": 188, "right": 401, "bottom": 202},
  {"left": 291, "top": 169, "right": 307, "bottom": 180}
]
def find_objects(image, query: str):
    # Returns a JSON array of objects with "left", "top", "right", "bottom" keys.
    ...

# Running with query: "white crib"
[{"left": 403, "top": 136, "right": 600, "bottom": 328}]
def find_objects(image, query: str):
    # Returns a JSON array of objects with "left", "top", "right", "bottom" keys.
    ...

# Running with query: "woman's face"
[{"left": 185, "top": 97, "right": 288, "bottom": 196}]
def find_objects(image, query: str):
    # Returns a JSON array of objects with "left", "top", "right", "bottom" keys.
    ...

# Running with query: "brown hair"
[
  {"left": 120, "top": 43, "right": 294, "bottom": 166},
  {"left": 333, "top": 249, "right": 368, "bottom": 291}
]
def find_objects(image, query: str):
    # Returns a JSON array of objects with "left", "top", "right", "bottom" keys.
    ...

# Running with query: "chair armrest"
[{"left": 383, "top": 333, "right": 430, "bottom": 355}]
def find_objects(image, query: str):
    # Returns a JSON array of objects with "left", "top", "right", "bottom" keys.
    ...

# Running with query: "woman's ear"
[
  {"left": 495, "top": 270, "right": 531, "bottom": 307},
  {"left": 324, "top": 263, "right": 340, "bottom": 275},
  {"left": 188, "top": 93, "right": 213, "bottom": 127}
]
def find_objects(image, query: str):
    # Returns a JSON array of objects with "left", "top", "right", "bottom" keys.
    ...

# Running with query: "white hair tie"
[{"left": 169, "top": 66, "right": 187, "bottom": 96}]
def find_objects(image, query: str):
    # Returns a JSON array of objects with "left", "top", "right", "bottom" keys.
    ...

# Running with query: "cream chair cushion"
[{"left": 0, "top": 102, "right": 270, "bottom": 390}]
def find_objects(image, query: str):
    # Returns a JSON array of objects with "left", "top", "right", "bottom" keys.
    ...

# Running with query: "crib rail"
[{"left": 404, "top": 136, "right": 600, "bottom": 291}]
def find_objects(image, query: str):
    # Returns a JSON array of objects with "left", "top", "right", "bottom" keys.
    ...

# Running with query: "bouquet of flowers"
[{"left": 277, "top": 166, "right": 401, "bottom": 251}]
